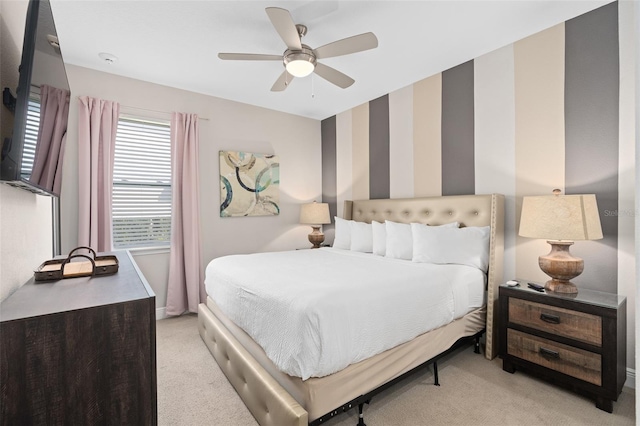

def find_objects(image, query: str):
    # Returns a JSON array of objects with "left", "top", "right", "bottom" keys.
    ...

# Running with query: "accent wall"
[{"left": 321, "top": 2, "right": 636, "bottom": 372}]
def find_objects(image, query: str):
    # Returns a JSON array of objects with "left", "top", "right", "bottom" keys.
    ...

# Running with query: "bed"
[{"left": 198, "top": 194, "right": 504, "bottom": 426}]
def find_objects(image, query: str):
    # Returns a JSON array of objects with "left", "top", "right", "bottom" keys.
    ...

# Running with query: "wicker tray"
[{"left": 34, "top": 247, "right": 119, "bottom": 281}]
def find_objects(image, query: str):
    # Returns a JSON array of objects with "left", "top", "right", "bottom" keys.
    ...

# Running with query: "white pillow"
[
  {"left": 411, "top": 224, "right": 491, "bottom": 272},
  {"left": 384, "top": 220, "right": 413, "bottom": 260},
  {"left": 350, "top": 221, "right": 373, "bottom": 252},
  {"left": 372, "top": 221, "right": 386, "bottom": 256},
  {"left": 333, "top": 217, "right": 352, "bottom": 250},
  {"left": 385, "top": 220, "right": 459, "bottom": 260}
]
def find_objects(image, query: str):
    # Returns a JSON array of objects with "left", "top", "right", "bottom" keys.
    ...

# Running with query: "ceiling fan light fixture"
[
  {"left": 284, "top": 46, "right": 316, "bottom": 78},
  {"left": 286, "top": 59, "right": 315, "bottom": 77}
]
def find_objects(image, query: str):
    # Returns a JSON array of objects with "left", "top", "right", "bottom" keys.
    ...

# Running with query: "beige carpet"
[{"left": 157, "top": 314, "right": 635, "bottom": 426}]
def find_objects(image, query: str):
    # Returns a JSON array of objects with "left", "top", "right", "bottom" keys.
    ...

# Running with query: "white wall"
[
  {"left": 0, "top": 0, "right": 53, "bottom": 302},
  {"left": 0, "top": 186, "right": 53, "bottom": 301},
  {"left": 60, "top": 65, "right": 322, "bottom": 314},
  {"left": 618, "top": 0, "right": 637, "bottom": 388},
  {"left": 632, "top": 0, "right": 640, "bottom": 403}
]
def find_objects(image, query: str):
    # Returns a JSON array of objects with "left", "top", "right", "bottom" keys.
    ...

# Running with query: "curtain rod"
[{"left": 75, "top": 96, "right": 210, "bottom": 121}]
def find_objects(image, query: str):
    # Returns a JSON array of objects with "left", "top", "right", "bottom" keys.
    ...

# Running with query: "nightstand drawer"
[
  {"left": 509, "top": 298, "right": 602, "bottom": 346},
  {"left": 507, "top": 329, "right": 601, "bottom": 386}
]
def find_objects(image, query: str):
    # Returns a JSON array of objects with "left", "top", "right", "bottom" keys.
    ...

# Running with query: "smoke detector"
[{"left": 98, "top": 52, "right": 118, "bottom": 64}]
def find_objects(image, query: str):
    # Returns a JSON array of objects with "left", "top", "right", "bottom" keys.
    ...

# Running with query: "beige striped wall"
[
  {"left": 388, "top": 85, "right": 413, "bottom": 199},
  {"left": 351, "top": 103, "right": 369, "bottom": 201},
  {"left": 324, "top": 2, "right": 636, "bottom": 369},
  {"left": 473, "top": 44, "right": 516, "bottom": 281},
  {"left": 513, "top": 23, "right": 566, "bottom": 285},
  {"left": 412, "top": 75, "right": 442, "bottom": 197},
  {"left": 330, "top": 5, "right": 633, "bottom": 289}
]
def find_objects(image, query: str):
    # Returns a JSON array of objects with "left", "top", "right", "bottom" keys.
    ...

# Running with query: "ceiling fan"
[{"left": 218, "top": 7, "right": 378, "bottom": 92}]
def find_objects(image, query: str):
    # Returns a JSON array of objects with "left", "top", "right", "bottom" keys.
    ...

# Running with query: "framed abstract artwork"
[{"left": 219, "top": 151, "right": 280, "bottom": 217}]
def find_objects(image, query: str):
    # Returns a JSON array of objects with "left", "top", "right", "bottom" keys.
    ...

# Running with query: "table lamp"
[
  {"left": 299, "top": 201, "right": 331, "bottom": 248},
  {"left": 519, "top": 189, "right": 603, "bottom": 293}
]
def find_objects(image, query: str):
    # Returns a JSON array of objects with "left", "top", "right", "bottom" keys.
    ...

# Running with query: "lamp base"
[
  {"left": 308, "top": 226, "right": 325, "bottom": 249},
  {"left": 544, "top": 279, "right": 578, "bottom": 294},
  {"left": 539, "top": 240, "right": 583, "bottom": 294}
]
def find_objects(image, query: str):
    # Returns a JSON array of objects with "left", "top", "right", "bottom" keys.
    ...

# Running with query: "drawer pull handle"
[
  {"left": 540, "top": 313, "right": 560, "bottom": 324},
  {"left": 539, "top": 347, "right": 560, "bottom": 359}
]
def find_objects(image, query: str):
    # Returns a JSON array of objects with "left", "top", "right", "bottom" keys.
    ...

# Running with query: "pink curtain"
[
  {"left": 77, "top": 97, "right": 119, "bottom": 252},
  {"left": 30, "top": 84, "right": 70, "bottom": 194},
  {"left": 166, "top": 112, "right": 204, "bottom": 315}
]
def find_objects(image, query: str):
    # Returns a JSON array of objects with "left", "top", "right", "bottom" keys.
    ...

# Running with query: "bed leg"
[
  {"left": 433, "top": 361, "right": 440, "bottom": 386},
  {"left": 474, "top": 335, "right": 481, "bottom": 354},
  {"left": 357, "top": 403, "right": 367, "bottom": 426}
]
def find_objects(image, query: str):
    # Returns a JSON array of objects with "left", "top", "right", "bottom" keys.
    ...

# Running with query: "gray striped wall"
[
  {"left": 564, "top": 2, "right": 619, "bottom": 292},
  {"left": 368, "top": 95, "right": 390, "bottom": 199},
  {"left": 321, "top": 115, "right": 336, "bottom": 232},
  {"left": 320, "top": 2, "right": 627, "bottom": 294},
  {"left": 441, "top": 60, "right": 475, "bottom": 196}
]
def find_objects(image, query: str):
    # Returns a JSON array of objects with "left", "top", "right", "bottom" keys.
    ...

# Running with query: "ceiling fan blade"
[
  {"left": 314, "top": 32, "right": 378, "bottom": 59},
  {"left": 271, "top": 70, "right": 294, "bottom": 92},
  {"left": 265, "top": 7, "right": 302, "bottom": 50},
  {"left": 218, "top": 53, "right": 282, "bottom": 61},
  {"left": 314, "top": 63, "right": 354, "bottom": 89}
]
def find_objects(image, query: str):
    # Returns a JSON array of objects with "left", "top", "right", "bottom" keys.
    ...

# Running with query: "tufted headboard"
[{"left": 343, "top": 193, "right": 505, "bottom": 360}]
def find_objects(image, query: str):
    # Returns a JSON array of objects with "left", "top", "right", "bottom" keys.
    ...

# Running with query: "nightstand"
[{"left": 499, "top": 283, "right": 626, "bottom": 413}]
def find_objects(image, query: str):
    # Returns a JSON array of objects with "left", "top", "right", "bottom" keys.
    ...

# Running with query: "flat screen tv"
[{"left": 1, "top": 0, "right": 70, "bottom": 197}]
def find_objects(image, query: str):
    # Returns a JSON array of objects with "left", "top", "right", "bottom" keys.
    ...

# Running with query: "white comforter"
[{"left": 206, "top": 248, "right": 485, "bottom": 380}]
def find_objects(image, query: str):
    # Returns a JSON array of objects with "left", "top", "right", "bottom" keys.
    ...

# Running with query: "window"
[
  {"left": 112, "top": 117, "right": 172, "bottom": 249},
  {"left": 20, "top": 97, "right": 41, "bottom": 179}
]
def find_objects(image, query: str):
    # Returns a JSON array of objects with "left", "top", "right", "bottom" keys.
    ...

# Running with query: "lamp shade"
[
  {"left": 300, "top": 202, "right": 331, "bottom": 225},
  {"left": 519, "top": 192, "right": 603, "bottom": 241}
]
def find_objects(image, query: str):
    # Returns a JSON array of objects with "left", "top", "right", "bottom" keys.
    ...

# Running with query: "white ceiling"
[{"left": 50, "top": 0, "right": 611, "bottom": 121}]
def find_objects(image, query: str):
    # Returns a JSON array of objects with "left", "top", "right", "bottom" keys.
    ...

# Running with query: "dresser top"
[
  {"left": 1, "top": 250, "right": 154, "bottom": 322},
  {"left": 501, "top": 281, "right": 625, "bottom": 310}
]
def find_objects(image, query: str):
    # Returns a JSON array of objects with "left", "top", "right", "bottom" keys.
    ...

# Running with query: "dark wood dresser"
[
  {"left": 1, "top": 250, "right": 157, "bottom": 425},
  {"left": 499, "top": 283, "right": 626, "bottom": 413}
]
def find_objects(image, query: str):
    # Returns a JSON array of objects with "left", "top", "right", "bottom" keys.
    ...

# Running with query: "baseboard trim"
[
  {"left": 624, "top": 368, "right": 635, "bottom": 389},
  {"left": 156, "top": 307, "right": 167, "bottom": 320}
]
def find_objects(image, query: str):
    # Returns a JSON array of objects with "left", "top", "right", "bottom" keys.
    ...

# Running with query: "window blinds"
[{"left": 112, "top": 117, "right": 172, "bottom": 248}]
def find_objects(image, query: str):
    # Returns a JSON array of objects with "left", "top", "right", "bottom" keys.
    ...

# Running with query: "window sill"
[{"left": 125, "top": 246, "right": 170, "bottom": 256}]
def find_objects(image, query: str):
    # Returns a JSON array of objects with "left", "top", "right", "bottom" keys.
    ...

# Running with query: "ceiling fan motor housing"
[{"left": 283, "top": 45, "right": 317, "bottom": 68}]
